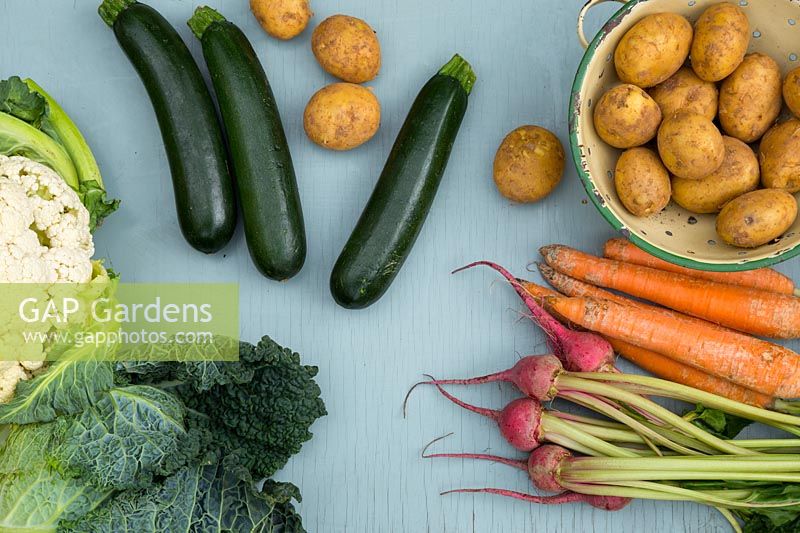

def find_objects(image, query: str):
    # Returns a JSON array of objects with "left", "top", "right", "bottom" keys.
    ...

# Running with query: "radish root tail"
[{"left": 441, "top": 487, "right": 584, "bottom": 505}]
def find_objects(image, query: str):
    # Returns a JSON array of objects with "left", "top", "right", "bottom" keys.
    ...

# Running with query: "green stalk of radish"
[{"left": 551, "top": 411, "right": 800, "bottom": 454}]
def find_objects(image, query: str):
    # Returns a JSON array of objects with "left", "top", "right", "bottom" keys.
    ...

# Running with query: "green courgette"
[
  {"left": 99, "top": 0, "right": 236, "bottom": 254},
  {"left": 188, "top": 7, "right": 306, "bottom": 280},
  {"left": 330, "top": 55, "right": 476, "bottom": 309}
]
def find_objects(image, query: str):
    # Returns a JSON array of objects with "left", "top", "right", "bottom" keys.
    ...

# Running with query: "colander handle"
[{"left": 577, "top": 0, "right": 627, "bottom": 49}]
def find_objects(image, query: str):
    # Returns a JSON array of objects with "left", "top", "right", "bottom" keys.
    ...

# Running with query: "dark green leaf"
[
  {"left": 0, "top": 76, "right": 47, "bottom": 126},
  {"left": 684, "top": 404, "right": 752, "bottom": 439},
  {"left": 174, "top": 337, "right": 326, "bottom": 479}
]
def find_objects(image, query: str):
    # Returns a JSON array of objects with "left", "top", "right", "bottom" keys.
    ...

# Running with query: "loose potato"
[
  {"left": 614, "top": 13, "right": 693, "bottom": 88},
  {"left": 593, "top": 84, "right": 662, "bottom": 149},
  {"left": 672, "top": 137, "right": 760, "bottom": 214},
  {"left": 760, "top": 119, "right": 800, "bottom": 193},
  {"left": 311, "top": 15, "right": 380, "bottom": 83},
  {"left": 690, "top": 3, "right": 750, "bottom": 82},
  {"left": 614, "top": 147, "right": 671, "bottom": 217},
  {"left": 250, "top": 0, "right": 313, "bottom": 40},
  {"left": 657, "top": 111, "right": 725, "bottom": 180},
  {"left": 648, "top": 67, "right": 718, "bottom": 120},
  {"left": 303, "top": 83, "right": 380, "bottom": 151},
  {"left": 493, "top": 126, "right": 565, "bottom": 203},
  {"left": 783, "top": 67, "right": 800, "bottom": 118},
  {"left": 716, "top": 189, "right": 798, "bottom": 248},
  {"left": 719, "top": 53, "right": 783, "bottom": 143}
]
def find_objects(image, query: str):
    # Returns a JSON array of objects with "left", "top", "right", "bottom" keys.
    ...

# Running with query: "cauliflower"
[
  {"left": 0, "top": 360, "right": 28, "bottom": 403},
  {"left": 0, "top": 156, "right": 98, "bottom": 404},
  {"left": 0, "top": 155, "right": 94, "bottom": 283}
]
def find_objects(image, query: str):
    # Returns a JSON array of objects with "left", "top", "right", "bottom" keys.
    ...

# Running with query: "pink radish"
[
  {"left": 453, "top": 261, "right": 615, "bottom": 373},
  {"left": 426, "top": 380, "right": 638, "bottom": 457},
  {"left": 430, "top": 384, "right": 543, "bottom": 451},
  {"left": 428, "top": 444, "right": 631, "bottom": 511},
  {"left": 422, "top": 354, "right": 564, "bottom": 401}
]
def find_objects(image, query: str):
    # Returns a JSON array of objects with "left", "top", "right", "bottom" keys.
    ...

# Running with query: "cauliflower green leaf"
[
  {"left": 0, "top": 76, "right": 48, "bottom": 128},
  {"left": 78, "top": 180, "right": 121, "bottom": 232},
  {"left": 0, "top": 76, "right": 119, "bottom": 229}
]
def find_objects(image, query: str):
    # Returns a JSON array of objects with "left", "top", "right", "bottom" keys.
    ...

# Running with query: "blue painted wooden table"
[{"left": 3, "top": 0, "right": 798, "bottom": 531}]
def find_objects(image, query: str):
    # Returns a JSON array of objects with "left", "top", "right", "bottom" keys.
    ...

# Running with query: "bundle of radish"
[
  {"left": 414, "top": 360, "right": 800, "bottom": 530},
  {"left": 415, "top": 372, "right": 800, "bottom": 530}
]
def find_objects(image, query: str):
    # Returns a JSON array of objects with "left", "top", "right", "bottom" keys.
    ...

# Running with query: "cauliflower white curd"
[
  {"left": 0, "top": 155, "right": 94, "bottom": 283},
  {"left": 0, "top": 155, "right": 96, "bottom": 402}
]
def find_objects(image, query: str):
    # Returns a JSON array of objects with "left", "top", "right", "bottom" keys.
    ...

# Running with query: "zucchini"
[
  {"left": 330, "top": 55, "right": 476, "bottom": 309},
  {"left": 188, "top": 7, "right": 306, "bottom": 280},
  {"left": 99, "top": 0, "right": 236, "bottom": 254}
]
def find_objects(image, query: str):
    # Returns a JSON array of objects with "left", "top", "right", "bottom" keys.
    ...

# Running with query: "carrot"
[
  {"left": 607, "top": 338, "right": 776, "bottom": 409},
  {"left": 539, "top": 294, "right": 800, "bottom": 399},
  {"left": 540, "top": 244, "right": 800, "bottom": 339},
  {"left": 537, "top": 263, "right": 636, "bottom": 308},
  {"left": 537, "top": 263, "right": 734, "bottom": 333},
  {"left": 530, "top": 266, "right": 775, "bottom": 407},
  {"left": 604, "top": 238, "right": 798, "bottom": 297}
]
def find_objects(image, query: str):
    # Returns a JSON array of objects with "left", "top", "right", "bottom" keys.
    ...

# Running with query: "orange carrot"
[
  {"left": 603, "top": 238, "right": 798, "bottom": 296},
  {"left": 519, "top": 279, "right": 560, "bottom": 300},
  {"left": 537, "top": 263, "right": 735, "bottom": 333},
  {"left": 540, "top": 294, "right": 800, "bottom": 398},
  {"left": 537, "top": 263, "right": 637, "bottom": 308},
  {"left": 607, "top": 338, "right": 776, "bottom": 409},
  {"left": 541, "top": 244, "right": 800, "bottom": 339},
  {"left": 528, "top": 267, "right": 775, "bottom": 406}
]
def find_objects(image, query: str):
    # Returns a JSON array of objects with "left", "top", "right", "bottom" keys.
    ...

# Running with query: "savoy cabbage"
[{"left": 0, "top": 336, "right": 326, "bottom": 532}]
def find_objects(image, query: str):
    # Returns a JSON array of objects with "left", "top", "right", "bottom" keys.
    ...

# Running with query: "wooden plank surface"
[{"left": 2, "top": 0, "right": 797, "bottom": 531}]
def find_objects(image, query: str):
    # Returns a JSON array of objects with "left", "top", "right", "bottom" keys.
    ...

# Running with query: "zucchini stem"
[
  {"left": 187, "top": 5, "right": 226, "bottom": 39},
  {"left": 98, "top": 0, "right": 137, "bottom": 27},
  {"left": 438, "top": 54, "right": 476, "bottom": 95}
]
